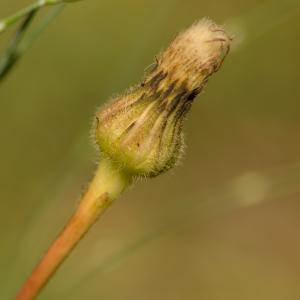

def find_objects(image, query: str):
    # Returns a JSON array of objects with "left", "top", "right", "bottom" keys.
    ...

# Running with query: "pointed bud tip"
[
  {"left": 159, "top": 18, "right": 231, "bottom": 91},
  {"left": 179, "top": 18, "right": 231, "bottom": 59}
]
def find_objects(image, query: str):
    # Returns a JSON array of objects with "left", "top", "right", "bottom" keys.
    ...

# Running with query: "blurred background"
[{"left": 0, "top": 0, "right": 300, "bottom": 299}]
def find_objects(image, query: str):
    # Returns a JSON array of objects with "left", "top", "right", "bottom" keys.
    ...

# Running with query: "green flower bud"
[{"left": 95, "top": 18, "right": 231, "bottom": 178}]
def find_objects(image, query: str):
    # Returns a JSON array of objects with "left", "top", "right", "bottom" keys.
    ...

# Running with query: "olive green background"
[{"left": 0, "top": 0, "right": 300, "bottom": 299}]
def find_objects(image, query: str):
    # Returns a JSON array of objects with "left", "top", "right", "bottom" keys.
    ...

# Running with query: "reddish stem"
[{"left": 15, "top": 159, "right": 129, "bottom": 300}]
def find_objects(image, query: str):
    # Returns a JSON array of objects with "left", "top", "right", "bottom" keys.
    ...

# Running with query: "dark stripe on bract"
[
  {"left": 161, "top": 81, "right": 177, "bottom": 99},
  {"left": 148, "top": 71, "right": 168, "bottom": 90},
  {"left": 166, "top": 86, "right": 189, "bottom": 114}
]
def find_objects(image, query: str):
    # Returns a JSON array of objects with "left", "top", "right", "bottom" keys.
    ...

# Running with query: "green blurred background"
[{"left": 0, "top": 0, "right": 300, "bottom": 299}]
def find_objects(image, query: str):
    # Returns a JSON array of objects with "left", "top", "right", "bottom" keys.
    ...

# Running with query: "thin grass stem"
[
  {"left": 0, "top": 0, "right": 63, "bottom": 34},
  {"left": 0, "top": 4, "right": 64, "bottom": 83},
  {"left": 0, "top": 11, "right": 37, "bottom": 81}
]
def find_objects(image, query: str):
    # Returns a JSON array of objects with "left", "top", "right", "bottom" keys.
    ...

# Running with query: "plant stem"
[
  {"left": 0, "top": 4, "right": 65, "bottom": 83},
  {"left": 15, "top": 158, "right": 132, "bottom": 300},
  {"left": 0, "top": 0, "right": 63, "bottom": 34}
]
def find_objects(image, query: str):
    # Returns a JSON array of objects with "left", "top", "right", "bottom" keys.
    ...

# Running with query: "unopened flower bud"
[{"left": 95, "top": 18, "right": 231, "bottom": 178}]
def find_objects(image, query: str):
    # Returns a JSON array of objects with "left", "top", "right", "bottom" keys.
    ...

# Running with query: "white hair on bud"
[
  {"left": 158, "top": 18, "right": 231, "bottom": 91},
  {"left": 179, "top": 18, "right": 231, "bottom": 61}
]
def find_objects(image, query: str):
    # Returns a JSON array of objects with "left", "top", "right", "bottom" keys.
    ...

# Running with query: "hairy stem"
[{"left": 15, "top": 158, "right": 131, "bottom": 300}]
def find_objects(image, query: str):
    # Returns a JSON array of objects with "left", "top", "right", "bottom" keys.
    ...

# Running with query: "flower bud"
[{"left": 95, "top": 18, "right": 231, "bottom": 178}]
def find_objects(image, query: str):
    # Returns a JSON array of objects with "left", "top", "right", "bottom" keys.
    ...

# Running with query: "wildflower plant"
[{"left": 11, "top": 17, "right": 231, "bottom": 300}]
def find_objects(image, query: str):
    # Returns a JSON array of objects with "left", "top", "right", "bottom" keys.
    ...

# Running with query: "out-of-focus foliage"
[{"left": 0, "top": 0, "right": 299, "bottom": 299}]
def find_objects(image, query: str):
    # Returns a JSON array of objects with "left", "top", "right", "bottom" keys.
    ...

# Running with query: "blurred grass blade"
[
  {"left": 0, "top": 10, "right": 37, "bottom": 81},
  {"left": 0, "top": 4, "right": 64, "bottom": 83},
  {"left": 0, "top": 0, "right": 64, "bottom": 34}
]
